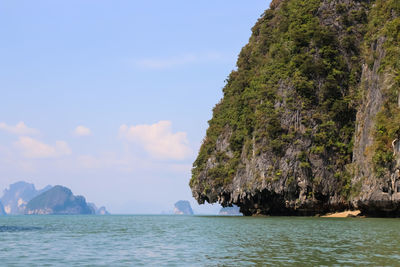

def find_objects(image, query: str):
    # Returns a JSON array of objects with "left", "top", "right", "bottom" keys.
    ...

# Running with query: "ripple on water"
[
  {"left": 0, "top": 225, "right": 42, "bottom": 232},
  {"left": 0, "top": 216, "right": 400, "bottom": 265}
]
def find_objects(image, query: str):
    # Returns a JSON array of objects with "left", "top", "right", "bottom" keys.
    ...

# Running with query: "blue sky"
[{"left": 0, "top": 0, "right": 271, "bottom": 214}]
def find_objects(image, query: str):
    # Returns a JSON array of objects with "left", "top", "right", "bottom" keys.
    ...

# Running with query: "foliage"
[
  {"left": 366, "top": 0, "right": 400, "bottom": 177},
  {"left": 190, "top": 0, "right": 369, "bottom": 198}
]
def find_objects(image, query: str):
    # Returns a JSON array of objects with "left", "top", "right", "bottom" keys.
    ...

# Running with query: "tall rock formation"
[
  {"left": 88, "top": 202, "right": 110, "bottom": 215},
  {"left": 1, "top": 181, "right": 52, "bottom": 215},
  {"left": 190, "top": 0, "right": 400, "bottom": 216},
  {"left": 174, "top": 200, "right": 194, "bottom": 215},
  {"left": 351, "top": 0, "right": 400, "bottom": 216},
  {"left": 25, "top": 185, "right": 94, "bottom": 215}
]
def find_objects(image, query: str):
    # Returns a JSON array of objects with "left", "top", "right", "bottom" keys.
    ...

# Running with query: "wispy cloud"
[
  {"left": 135, "top": 52, "right": 222, "bottom": 70},
  {"left": 77, "top": 153, "right": 130, "bottom": 170},
  {"left": 76, "top": 153, "right": 191, "bottom": 174},
  {"left": 14, "top": 137, "right": 71, "bottom": 159},
  {"left": 119, "top": 121, "right": 192, "bottom": 160},
  {"left": 0, "top": 121, "right": 39, "bottom": 135},
  {"left": 73, "top": 125, "right": 92, "bottom": 137}
]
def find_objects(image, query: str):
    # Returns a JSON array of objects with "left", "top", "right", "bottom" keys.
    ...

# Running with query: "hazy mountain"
[
  {"left": 1, "top": 181, "right": 52, "bottom": 215},
  {"left": 174, "top": 200, "right": 193, "bottom": 215},
  {"left": 25, "top": 185, "right": 94, "bottom": 215},
  {"left": 96, "top": 206, "right": 109, "bottom": 215},
  {"left": 88, "top": 202, "right": 110, "bottom": 215}
]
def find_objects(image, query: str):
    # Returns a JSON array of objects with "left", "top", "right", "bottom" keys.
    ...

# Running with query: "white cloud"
[
  {"left": 73, "top": 125, "right": 92, "bottom": 136},
  {"left": 119, "top": 121, "right": 192, "bottom": 160},
  {"left": 0, "top": 121, "right": 39, "bottom": 135},
  {"left": 135, "top": 52, "right": 222, "bottom": 70},
  {"left": 14, "top": 137, "right": 71, "bottom": 159}
]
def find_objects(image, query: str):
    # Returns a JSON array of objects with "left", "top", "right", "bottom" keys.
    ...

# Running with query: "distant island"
[
  {"left": 0, "top": 181, "right": 109, "bottom": 215},
  {"left": 219, "top": 205, "right": 242, "bottom": 216},
  {"left": 0, "top": 201, "right": 5, "bottom": 215},
  {"left": 25, "top": 185, "right": 94, "bottom": 215},
  {"left": 174, "top": 200, "right": 193, "bottom": 215},
  {"left": 88, "top": 203, "right": 110, "bottom": 215},
  {"left": 1, "top": 181, "right": 52, "bottom": 215}
]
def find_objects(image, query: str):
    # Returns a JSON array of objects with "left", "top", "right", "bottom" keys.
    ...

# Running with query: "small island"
[
  {"left": 25, "top": 186, "right": 94, "bottom": 215},
  {"left": 0, "top": 201, "right": 5, "bottom": 216},
  {"left": 174, "top": 200, "right": 194, "bottom": 215},
  {"left": 219, "top": 205, "right": 242, "bottom": 216},
  {"left": 0, "top": 181, "right": 109, "bottom": 215}
]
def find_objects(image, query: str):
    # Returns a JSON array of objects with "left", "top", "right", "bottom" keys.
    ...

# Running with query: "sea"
[{"left": 0, "top": 215, "right": 399, "bottom": 266}]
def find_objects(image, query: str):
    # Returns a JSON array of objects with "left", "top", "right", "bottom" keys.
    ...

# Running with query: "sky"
[{"left": 0, "top": 0, "right": 271, "bottom": 214}]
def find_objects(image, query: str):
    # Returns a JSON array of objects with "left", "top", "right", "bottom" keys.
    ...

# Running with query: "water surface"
[{"left": 0, "top": 215, "right": 399, "bottom": 266}]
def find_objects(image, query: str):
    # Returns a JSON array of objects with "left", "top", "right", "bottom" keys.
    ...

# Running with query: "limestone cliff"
[
  {"left": 352, "top": 0, "right": 400, "bottom": 216},
  {"left": 190, "top": 0, "right": 400, "bottom": 216}
]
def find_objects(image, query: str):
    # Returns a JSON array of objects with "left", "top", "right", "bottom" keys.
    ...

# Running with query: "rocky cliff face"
[
  {"left": 352, "top": 0, "right": 400, "bottom": 216},
  {"left": 25, "top": 185, "right": 94, "bottom": 215},
  {"left": 191, "top": 0, "right": 400, "bottom": 216}
]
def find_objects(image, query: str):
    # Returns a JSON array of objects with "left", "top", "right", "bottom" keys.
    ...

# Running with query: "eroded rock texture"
[{"left": 191, "top": 0, "right": 400, "bottom": 216}]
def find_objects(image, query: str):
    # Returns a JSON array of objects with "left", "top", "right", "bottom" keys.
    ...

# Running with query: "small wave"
[{"left": 0, "top": 226, "right": 42, "bottom": 232}]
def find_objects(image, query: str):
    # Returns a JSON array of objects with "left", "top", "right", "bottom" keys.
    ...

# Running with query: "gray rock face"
[
  {"left": 191, "top": 0, "right": 367, "bottom": 216},
  {"left": 0, "top": 201, "right": 5, "bottom": 215},
  {"left": 352, "top": 37, "right": 400, "bottom": 217},
  {"left": 25, "top": 185, "right": 94, "bottom": 215},
  {"left": 0, "top": 181, "right": 52, "bottom": 215},
  {"left": 174, "top": 201, "right": 194, "bottom": 215},
  {"left": 219, "top": 205, "right": 242, "bottom": 216},
  {"left": 190, "top": 1, "right": 400, "bottom": 217}
]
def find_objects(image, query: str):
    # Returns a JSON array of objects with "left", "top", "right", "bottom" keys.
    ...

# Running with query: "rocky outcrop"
[
  {"left": 96, "top": 206, "right": 109, "bottom": 215},
  {"left": 219, "top": 205, "right": 242, "bottom": 216},
  {"left": 25, "top": 186, "right": 94, "bottom": 215},
  {"left": 88, "top": 203, "right": 110, "bottom": 215},
  {"left": 174, "top": 201, "right": 194, "bottom": 215},
  {"left": 0, "top": 181, "right": 52, "bottom": 215},
  {"left": 190, "top": 0, "right": 400, "bottom": 217}
]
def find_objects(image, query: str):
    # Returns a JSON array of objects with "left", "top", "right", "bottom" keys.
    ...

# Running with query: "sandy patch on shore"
[{"left": 321, "top": 210, "right": 361, "bottom": 218}]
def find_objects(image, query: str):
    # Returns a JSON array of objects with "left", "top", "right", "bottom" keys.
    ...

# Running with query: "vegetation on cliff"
[
  {"left": 191, "top": 0, "right": 400, "bottom": 216},
  {"left": 367, "top": 0, "right": 400, "bottom": 177}
]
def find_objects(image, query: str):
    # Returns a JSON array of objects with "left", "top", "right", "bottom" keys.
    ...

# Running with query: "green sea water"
[{"left": 0, "top": 215, "right": 399, "bottom": 266}]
